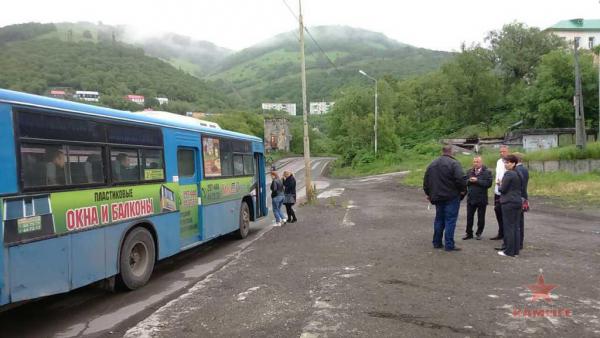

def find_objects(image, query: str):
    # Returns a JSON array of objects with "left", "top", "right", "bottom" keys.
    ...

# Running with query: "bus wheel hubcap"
[{"left": 130, "top": 242, "right": 148, "bottom": 276}]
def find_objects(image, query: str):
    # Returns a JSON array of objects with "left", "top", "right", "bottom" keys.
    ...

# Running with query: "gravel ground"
[{"left": 125, "top": 172, "right": 600, "bottom": 338}]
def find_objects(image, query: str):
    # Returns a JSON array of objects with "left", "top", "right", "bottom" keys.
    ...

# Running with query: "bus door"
[
  {"left": 175, "top": 147, "right": 202, "bottom": 247},
  {"left": 254, "top": 153, "right": 267, "bottom": 218}
]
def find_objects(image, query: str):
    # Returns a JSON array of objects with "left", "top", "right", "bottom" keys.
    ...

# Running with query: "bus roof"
[{"left": 0, "top": 88, "right": 261, "bottom": 142}]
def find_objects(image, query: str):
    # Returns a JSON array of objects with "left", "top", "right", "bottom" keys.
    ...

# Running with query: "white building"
[
  {"left": 156, "top": 97, "right": 169, "bottom": 105},
  {"left": 309, "top": 101, "right": 335, "bottom": 115},
  {"left": 546, "top": 18, "right": 600, "bottom": 49},
  {"left": 73, "top": 91, "right": 99, "bottom": 102},
  {"left": 261, "top": 103, "right": 297, "bottom": 116}
]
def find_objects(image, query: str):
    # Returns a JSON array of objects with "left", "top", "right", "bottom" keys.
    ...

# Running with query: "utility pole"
[
  {"left": 597, "top": 48, "right": 600, "bottom": 142},
  {"left": 358, "top": 69, "right": 378, "bottom": 154},
  {"left": 299, "top": 0, "right": 314, "bottom": 201},
  {"left": 574, "top": 38, "right": 587, "bottom": 149}
]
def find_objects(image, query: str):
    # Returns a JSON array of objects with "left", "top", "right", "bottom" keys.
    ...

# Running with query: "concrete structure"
[
  {"left": 156, "top": 97, "right": 169, "bottom": 105},
  {"left": 505, "top": 128, "right": 598, "bottom": 151},
  {"left": 262, "top": 103, "right": 297, "bottom": 116},
  {"left": 546, "top": 18, "right": 600, "bottom": 49},
  {"left": 126, "top": 95, "right": 145, "bottom": 105},
  {"left": 309, "top": 101, "right": 335, "bottom": 115},
  {"left": 264, "top": 118, "right": 291, "bottom": 152},
  {"left": 527, "top": 159, "right": 600, "bottom": 174}
]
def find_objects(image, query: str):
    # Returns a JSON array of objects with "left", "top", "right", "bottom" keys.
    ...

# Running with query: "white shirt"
[{"left": 494, "top": 158, "right": 506, "bottom": 195}]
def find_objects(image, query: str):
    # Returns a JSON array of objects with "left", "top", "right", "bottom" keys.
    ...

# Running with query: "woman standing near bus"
[
  {"left": 498, "top": 154, "right": 522, "bottom": 257},
  {"left": 283, "top": 171, "right": 297, "bottom": 223},
  {"left": 270, "top": 171, "right": 285, "bottom": 226}
]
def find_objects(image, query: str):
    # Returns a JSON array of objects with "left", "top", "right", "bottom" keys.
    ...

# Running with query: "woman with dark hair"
[
  {"left": 283, "top": 171, "right": 297, "bottom": 223},
  {"left": 270, "top": 171, "right": 285, "bottom": 226},
  {"left": 498, "top": 154, "right": 522, "bottom": 257}
]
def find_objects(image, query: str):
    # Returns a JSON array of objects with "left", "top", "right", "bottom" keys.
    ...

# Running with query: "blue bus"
[{"left": 0, "top": 89, "right": 268, "bottom": 306}]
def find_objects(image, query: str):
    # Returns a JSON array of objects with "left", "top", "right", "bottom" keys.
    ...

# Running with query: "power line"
[{"left": 281, "top": 0, "right": 342, "bottom": 74}]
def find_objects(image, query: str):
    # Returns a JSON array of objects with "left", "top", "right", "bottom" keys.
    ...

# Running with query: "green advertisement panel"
[
  {"left": 178, "top": 184, "right": 199, "bottom": 239},
  {"left": 201, "top": 176, "right": 255, "bottom": 205},
  {"left": 50, "top": 183, "right": 181, "bottom": 234}
]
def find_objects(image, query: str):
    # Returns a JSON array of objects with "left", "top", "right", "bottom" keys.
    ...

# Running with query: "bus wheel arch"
[
  {"left": 236, "top": 200, "right": 251, "bottom": 239},
  {"left": 117, "top": 222, "right": 158, "bottom": 290},
  {"left": 242, "top": 195, "right": 255, "bottom": 221}
]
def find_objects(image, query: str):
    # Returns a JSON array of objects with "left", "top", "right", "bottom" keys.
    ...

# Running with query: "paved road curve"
[
  {"left": 0, "top": 157, "right": 332, "bottom": 338},
  {"left": 124, "top": 172, "right": 600, "bottom": 337}
]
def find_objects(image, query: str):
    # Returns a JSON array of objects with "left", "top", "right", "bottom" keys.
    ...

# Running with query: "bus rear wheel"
[
  {"left": 118, "top": 227, "right": 155, "bottom": 290},
  {"left": 236, "top": 202, "right": 250, "bottom": 239}
]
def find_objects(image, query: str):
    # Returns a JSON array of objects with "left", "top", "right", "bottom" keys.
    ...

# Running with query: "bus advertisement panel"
[{"left": 2, "top": 183, "right": 200, "bottom": 245}]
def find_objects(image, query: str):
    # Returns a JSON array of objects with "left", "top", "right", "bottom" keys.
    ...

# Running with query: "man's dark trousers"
[
  {"left": 466, "top": 203, "right": 486, "bottom": 236},
  {"left": 493, "top": 194, "right": 504, "bottom": 238},
  {"left": 433, "top": 197, "right": 460, "bottom": 250}
]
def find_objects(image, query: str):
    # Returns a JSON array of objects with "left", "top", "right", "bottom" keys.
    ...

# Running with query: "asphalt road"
[
  {"left": 122, "top": 172, "right": 600, "bottom": 338},
  {"left": 0, "top": 157, "right": 333, "bottom": 338}
]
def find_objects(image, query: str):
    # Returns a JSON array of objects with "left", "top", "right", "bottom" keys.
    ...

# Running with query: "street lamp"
[{"left": 359, "top": 69, "right": 378, "bottom": 154}]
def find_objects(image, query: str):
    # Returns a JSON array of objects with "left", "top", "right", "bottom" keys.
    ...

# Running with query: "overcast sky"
[{"left": 1, "top": 0, "right": 599, "bottom": 51}]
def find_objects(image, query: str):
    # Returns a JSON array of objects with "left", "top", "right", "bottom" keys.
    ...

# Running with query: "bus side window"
[{"left": 111, "top": 149, "right": 139, "bottom": 182}]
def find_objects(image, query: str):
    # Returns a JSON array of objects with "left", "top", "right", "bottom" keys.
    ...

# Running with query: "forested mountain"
[
  {"left": 0, "top": 23, "right": 234, "bottom": 112},
  {"left": 0, "top": 22, "right": 452, "bottom": 112},
  {"left": 209, "top": 26, "right": 453, "bottom": 106}
]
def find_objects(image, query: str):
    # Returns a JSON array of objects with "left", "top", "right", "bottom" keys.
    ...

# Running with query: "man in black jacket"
[
  {"left": 463, "top": 156, "right": 493, "bottom": 240},
  {"left": 423, "top": 145, "right": 467, "bottom": 251}
]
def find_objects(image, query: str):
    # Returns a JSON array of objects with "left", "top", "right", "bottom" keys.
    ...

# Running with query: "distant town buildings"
[
  {"left": 547, "top": 18, "right": 600, "bottom": 49},
  {"left": 264, "top": 118, "right": 291, "bottom": 152},
  {"left": 156, "top": 97, "right": 169, "bottom": 105},
  {"left": 73, "top": 90, "right": 100, "bottom": 102},
  {"left": 262, "top": 103, "right": 297, "bottom": 116},
  {"left": 49, "top": 90, "right": 66, "bottom": 99},
  {"left": 126, "top": 94, "right": 145, "bottom": 105},
  {"left": 309, "top": 101, "right": 335, "bottom": 115}
]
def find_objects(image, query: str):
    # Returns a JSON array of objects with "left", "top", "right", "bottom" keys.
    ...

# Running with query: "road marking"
[
  {"left": 236, "top": 286, "right": 262, "bottom": 301},
  {"left": 317, "top": 188, "right": 344, "bottom": 199},
  {"left": 278, "top": 256, "right": 289, "bottom": 269},
  {"left": 342, "top": 200, "right": 356, "bottom": 227}
]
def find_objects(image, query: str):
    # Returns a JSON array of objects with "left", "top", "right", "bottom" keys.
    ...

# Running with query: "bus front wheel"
[
  {"left": 236, "top": 202, "right": 250, "bottom": 239},
  {"left": 118, "top": 227, "right": 156, "bottom": 290}
]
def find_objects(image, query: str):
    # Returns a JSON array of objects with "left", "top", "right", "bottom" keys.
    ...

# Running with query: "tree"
[
  {"left": 486, "top": 22, "right": 565, "bottom": 82},
  {"left": 441, "top": 45, "right": 501, "bottom": 124},
  {"left": 526, "top": 49, "right": 598, "bottom": 128}
]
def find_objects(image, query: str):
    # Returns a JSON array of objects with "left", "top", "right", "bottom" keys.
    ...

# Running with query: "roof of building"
[
  {"left": 0, "top": 88, "right": 261, "bottom": 142},
  {"left": 547, "top": 19, "right": 600, "bottom": 31}
]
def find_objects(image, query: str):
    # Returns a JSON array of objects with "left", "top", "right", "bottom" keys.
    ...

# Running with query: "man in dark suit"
[
  {"left": 514, "top": 152, "right": 529, "bottom": 250},
  {"left": 423, "top": 145, "right": 467, "bottom": 252},
  {"left": 463, "top": 156, "right": 493, "bottom": 240}
]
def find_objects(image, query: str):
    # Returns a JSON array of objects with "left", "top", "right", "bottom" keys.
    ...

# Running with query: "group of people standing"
[
  {"left": 270, "top": 170, "right": 298, "bottom": 226},
  {"left": 423, "top": 145, "right": 529, "bottom": 257}
]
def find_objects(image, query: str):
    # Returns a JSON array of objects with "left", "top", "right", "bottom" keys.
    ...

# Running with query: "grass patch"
[
  {"left": 528, "top": 171, "right": 600, "bottom": 206},
  {"left": 524, "top": 142, "right": 600, "bottom": 161}
]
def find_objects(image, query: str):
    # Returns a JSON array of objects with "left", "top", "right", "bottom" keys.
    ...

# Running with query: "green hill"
[
  {"left": 0, "top": 22, "right": 233, "bottom": 112},
  {"left": 209, "top": 26, "right": 454, "bottom": 106}
]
